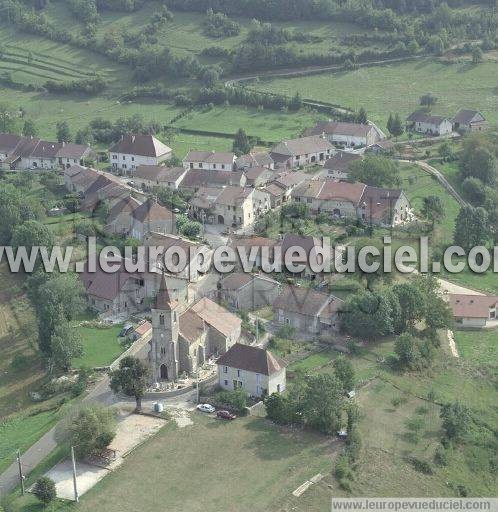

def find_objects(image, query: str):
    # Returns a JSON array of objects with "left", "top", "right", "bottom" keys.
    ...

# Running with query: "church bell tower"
[{"left": 149, "top": 273, "right": 179, "bottom": 381}]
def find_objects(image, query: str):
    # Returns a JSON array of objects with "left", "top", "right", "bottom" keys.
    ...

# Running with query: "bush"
[
  {"left": 434, "top": 446, "right": 449, "bottom": 466},
  {"left": 408, "top": 456, "right": 433, "bottom": 475},
  {"left": 33, "top": 476, "right": 56, "bottom": 505},
  {"left": 335, "top": 454, "right": 353, "bottom": 480},
  {"left": 215, "top": 389, "right": 247, "bottom": 413}
]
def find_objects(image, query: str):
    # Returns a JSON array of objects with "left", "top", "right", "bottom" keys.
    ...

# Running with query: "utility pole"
[
  {"left": 255, "top": 317, "right": 259, "bottom": 343},
  {"left": 16, "top": 450, "right": 25, "bottom": 496},
  {"left": 71, "top": 446, "right": 79, "bottom": 503}
]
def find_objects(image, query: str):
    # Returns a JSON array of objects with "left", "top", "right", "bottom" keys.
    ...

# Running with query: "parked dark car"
[{"left": 216, "top": 410, "right": 237, "bottom": 420}]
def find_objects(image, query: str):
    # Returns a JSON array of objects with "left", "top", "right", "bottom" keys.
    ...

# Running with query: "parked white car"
[{"left": 196, "top": 403, "right": 215, "bottom": 413}]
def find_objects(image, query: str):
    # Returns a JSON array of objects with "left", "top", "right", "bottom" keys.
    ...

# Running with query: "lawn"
[
  {"left": 10, "top": 414, "right": 338, "bottom": 512},
  {"left": 252, "top": 58, "right": 498, "bottom": 131},
  {"left": 453, "top": 329, "right": 498, "bottom": 366},
  {"left": 72, "top": 323, "right": 125, "bottom": 369}
]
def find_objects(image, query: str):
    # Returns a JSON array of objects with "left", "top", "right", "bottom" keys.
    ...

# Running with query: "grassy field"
[
  {"left": 252, "top": 58, "right": 498, "bottom": 131},
  {"left": 453, "top": 329, "right": 498, "bottom": 365},
  {"left": 175, "top": 105, "right": 323, "bottom": 143},
  {"left": 10, "top": 414, "right": 338, "bottom": 512},
  {"left": 73, "top": 323, "right": 124, "bottom": 369}
]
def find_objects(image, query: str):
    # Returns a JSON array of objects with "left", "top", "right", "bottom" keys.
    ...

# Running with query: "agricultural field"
[
  {"left": 174, "top": 105, "right": 323, "bottom": 143},
  {"left": 0, "top": 25, "right": 128, "bottom": 91},
  {"left": 252, "top": 58, "right": 498, "bottom": 131}
]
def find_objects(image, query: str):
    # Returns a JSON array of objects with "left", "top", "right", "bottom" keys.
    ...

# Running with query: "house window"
[
  {"left": 223, "top": 366, "right": 228, "bottom": 373},
  {"left": 237, "top": 369, "right": 242, "bottom": 377},
  {"left": 131, "top": 156, "right": 135, "bottom": 161},
  {"left": 113, "top": 155, "right": 117, "bottom": 159},
  {"left": 122, "top": 156, "right": 125, "bottom": 160},
  {"left": 159, "top": 314, "right": 164, "bottom": 325},
  {"left": 224, "top": 380, "right": 228, "bottom": 386},
  {"left": 213, "top": 164, "right": 216, "bottom": 169},
  {"left": 221, "top": 165, "right": 225, "bottom": 169}
]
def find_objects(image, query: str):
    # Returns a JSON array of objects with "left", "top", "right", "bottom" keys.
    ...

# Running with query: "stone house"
[
  {"left": 244, "top": 166, "right": 276, "bottom": 187},
  {"left": 306, "top": 121, "right": 383, "bottom": 148},
  {"left": 273, "top": 285, "right": 343, "bottom": 334},
  {"left": 270, "top": 135, "right": 334, "bottom": 169},
  {"left": 406, "top": 112, "right": 453, "bottom": 136},
  {"left": 219, "top": 273, "right": 281, "bottom": 311},
  {"left": 0, "top": 133, "right": 95, "bottom": 170},
  {"left": 79, "top": 258, "right": 188, "bottom": 316},
  {"left": 105, "top": 196, "right": 142, "bottom": 236},
  {"left": 451, "top": 110, "right": 488, "bottom": 133},
  {"left": 324, "top": 151, "right": 363, "bottom": 181},
  {"left": 132, "top": 165, "right": 187, "bottom": 190},
  {"left": 190, "top": 186, "right": 270, "bottom": 228},
  {"left": 131, "top": 198, "right": 175, "bottom": 241},
  {"left": 217, "top": 343, "right": 287, "bottom": 397},
  {"left": 178, "top": 169, "right": 246, "bottom": 193},
  {"left": 449, "top": 294, "right": 498, "bottom": 328},
  {"left": 109, "top": 134, "right": 172, "bottom": 173},
  {"left": 235, "top": 151, "right": 274, "bottom": 171},
  {"left": 292, "top": 179, "right": 411, "bottom": 227},
  {"left": 183, "top": 150, "right": 236, "bottom": 171}
]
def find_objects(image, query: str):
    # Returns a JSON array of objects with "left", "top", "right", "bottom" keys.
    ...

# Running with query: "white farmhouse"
[
  {"left": 406, "top": 112, "right": 453, "bottom": 136},
  {"left": 217, "top": 343, "right": 287, "bottom": 397},
  {"left": 306, "top": 121, "right": 383, "bottom": 148},
  {"left": 109, "top": 134, "right": 172, "bottom": 173},
  {"left": 183, "top": 150, "right": 236, "bottom": 171}
]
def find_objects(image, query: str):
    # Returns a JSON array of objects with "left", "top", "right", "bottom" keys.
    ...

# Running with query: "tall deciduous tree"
[
  {"left": 453, "top": 205, "right": 489, "bottom": 251},
  {"left": 232, "top": 128, "right": 252, "bottom": 156},
  {"left": 50, "top": 319, "right": 84, "bottom": 372},
  {"left": 110, "top": 356, "right": 149, "bottom": 412},
  {"left": 421, "top": 195, "right": 445, "bottom": 230},
  {"left": 22, "top": 119, "right": 38, "bottom": 137},
  {"left": 56, "top": 120, "right": 72, "bottom": 143}
]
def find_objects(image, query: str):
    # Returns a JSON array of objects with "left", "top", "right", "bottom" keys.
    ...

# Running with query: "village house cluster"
[{"left": 0, "top": 119, "right": 423, "bottom": 393}]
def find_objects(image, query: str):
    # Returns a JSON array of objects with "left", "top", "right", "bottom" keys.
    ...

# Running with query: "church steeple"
[{"left": 155, "top": 272, "right": 175, "bottom": 310}]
